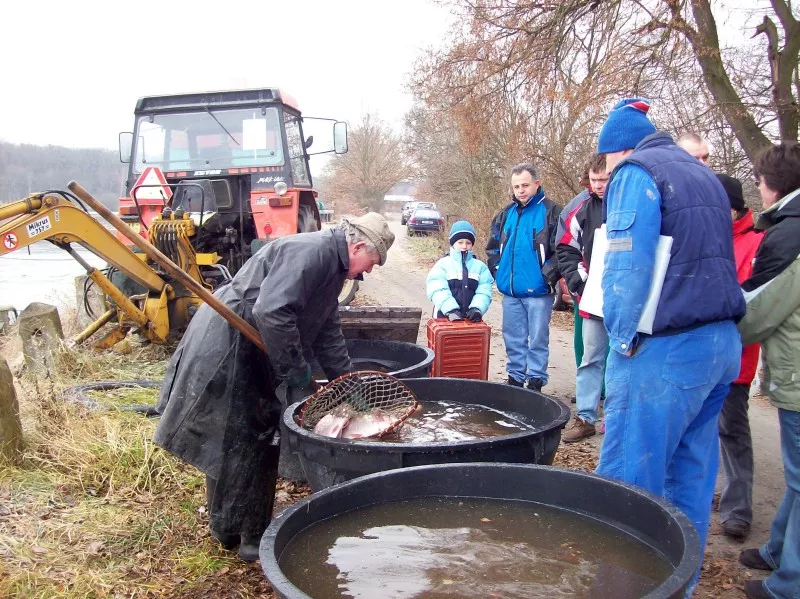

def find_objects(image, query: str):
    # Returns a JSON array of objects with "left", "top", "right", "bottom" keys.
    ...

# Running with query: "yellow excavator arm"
[{"left": 1, "top": 193, "right": 179, "bottom": 347}]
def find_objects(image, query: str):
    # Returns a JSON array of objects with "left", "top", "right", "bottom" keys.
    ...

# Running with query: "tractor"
[{"left": 115, "top": 87, "right": 358, "bottom": 304}]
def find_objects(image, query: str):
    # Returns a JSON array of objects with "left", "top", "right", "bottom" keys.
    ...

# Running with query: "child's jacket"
[{"left": 426, "top": 248, "right": 494, "bottom": 317}]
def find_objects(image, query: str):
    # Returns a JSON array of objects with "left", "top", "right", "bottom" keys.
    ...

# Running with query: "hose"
[{"left": 62, "top": 380, "right": 162, "bottom": 417}]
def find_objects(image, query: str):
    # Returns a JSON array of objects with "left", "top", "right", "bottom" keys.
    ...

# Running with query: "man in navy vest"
[{"left": 595, "top": 98, "right": 745, "bottom": 592}]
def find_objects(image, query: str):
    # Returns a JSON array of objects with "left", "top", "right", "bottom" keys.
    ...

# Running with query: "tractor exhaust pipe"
[{"left": 67, "top": 181, "right": 268, "bottom": 354}]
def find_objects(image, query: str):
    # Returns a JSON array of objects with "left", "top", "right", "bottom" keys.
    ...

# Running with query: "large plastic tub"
[
  {"left": 284, "top": 377, "right": 570, "bottom": 491},
  {"left": 261, "top": 463, "right": 701, "bottom": 599},
  {"left": 310, "top": 339, "right": 434, "bottom": 385}
]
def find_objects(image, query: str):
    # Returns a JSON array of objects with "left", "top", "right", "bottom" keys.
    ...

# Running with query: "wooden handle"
[{"left": 67, "top": 181, "right": 267, "bottom": 353}]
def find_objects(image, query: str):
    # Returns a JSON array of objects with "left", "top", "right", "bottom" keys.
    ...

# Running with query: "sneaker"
[
  {"left": 507, "top": 377, "right": 524, "bottom": 387},
  {"left": 739, "top": 548, "right": 772, "bottom": 571},
  {"left": 526, "top": 378, "right": 544, "bottom": 392},
  {"left": 562, "top": 417, "right": 596, "bottom": 443},
  {"left": 238, "top": 535, "right": 262, "bottom": 562},
  {"left": 744, "top": 580, "right": 770, "bottom": 599},
  {"left": 722, "top": 519, "right": 751, "bottom": 541}
]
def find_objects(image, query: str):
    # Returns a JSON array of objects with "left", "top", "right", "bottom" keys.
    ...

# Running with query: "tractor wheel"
[
  {"left": 298, "top": 204, "right": 319, "bottom": 233},
  {"left": 338, "top": 279, "right": 358, "bottom": 306}
]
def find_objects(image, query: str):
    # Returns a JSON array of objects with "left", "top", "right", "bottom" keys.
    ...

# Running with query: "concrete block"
[
  {"left": 18, "top": 302, "right": 64, "bottom": 376},
  {"left": 0, "top": 357, "right": 23, "bottom": 464}
]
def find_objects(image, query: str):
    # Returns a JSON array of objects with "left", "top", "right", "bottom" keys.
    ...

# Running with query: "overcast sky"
[
  {"left": 0, "top": 0, "right": 453, "bottom": 166},
  {"left": 0, "top": 0, "right": 775, "bottom": 164}
]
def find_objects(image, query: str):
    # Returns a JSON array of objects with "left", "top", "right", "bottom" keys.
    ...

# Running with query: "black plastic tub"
[
  {"left": 261, "top": 463, "right": 701, "bottom": 599},
  {"left": 284, "top": 377, "right": 570, "bottom": 491},
  {"left": 310, "top": 339, "right": 434, "bottom": 384}
]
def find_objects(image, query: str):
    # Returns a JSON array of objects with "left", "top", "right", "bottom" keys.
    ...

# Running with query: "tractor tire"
[
  {"left": 338, "top": 279, "right": 358, "bottom": 306},
  {"left": 298, "top": 204, "right": 319, "bottom": 233}
]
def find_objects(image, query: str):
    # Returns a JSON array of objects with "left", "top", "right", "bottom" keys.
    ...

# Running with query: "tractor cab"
[{"left": 117, "top": 88, "right": 347, "bottom": 276}]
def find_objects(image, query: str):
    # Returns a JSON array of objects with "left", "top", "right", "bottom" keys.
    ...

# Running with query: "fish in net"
[{"left": 299, "top": 371, "right": 419, "bottom": 439}]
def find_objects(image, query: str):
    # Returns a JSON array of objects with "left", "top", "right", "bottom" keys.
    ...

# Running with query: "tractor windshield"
[{"left": 132, "top": 107, "right": 284, "bottom": 173}]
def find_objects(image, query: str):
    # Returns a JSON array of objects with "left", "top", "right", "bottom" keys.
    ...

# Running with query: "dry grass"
[
  {"left": 405, "top": 231, "right": 449, "bottom": 267},
  {"left": 0, "top": 334, "right": 287, "bottom": 598}
]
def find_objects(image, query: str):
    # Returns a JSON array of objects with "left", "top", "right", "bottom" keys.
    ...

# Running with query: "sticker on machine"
[
  {"left": 26, "top": 216, "right": 52, "bottom": 238},
  {"left": 3, "top": 232, "right": 18, "bottom": 250}
]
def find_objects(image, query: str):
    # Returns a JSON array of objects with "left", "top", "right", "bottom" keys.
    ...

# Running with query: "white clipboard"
[{"left": 579, "top": 225, "right": 672, "bottom": 334}]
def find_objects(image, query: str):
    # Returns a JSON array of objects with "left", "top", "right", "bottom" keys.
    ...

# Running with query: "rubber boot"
[
  {"left": 205, "top": 476, "right": 239, "bottom": 550},
  {"left": 277, "top": 384, "right": 311, "bottom": 482},
  {"left": 238, "top": 534, "right": 262, "bottom": 562}
]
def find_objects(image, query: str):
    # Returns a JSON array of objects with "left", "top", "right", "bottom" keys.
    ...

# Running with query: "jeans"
[
  {"left": 760, "top": 408, "right": 800, "bottom": 599},
  {"left": 576, "top": 317, "right": 608, "bottom": 424},
  {"left": 719, "top": 383, "right": 754, "bottom": 525},
  {"left": 596, "top": 320, "right": 741, "bottom": 594},
  {"left": 502, "top": 294, "right": 553, "bottom": 385}
]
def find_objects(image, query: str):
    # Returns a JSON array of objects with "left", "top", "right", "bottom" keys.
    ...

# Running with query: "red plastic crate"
[{"left": 426, "top": 318, "right": 491, "bottom": 380}]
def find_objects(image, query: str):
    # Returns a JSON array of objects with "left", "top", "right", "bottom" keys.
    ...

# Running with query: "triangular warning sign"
[{"left": 132, "top": 167, "right": 173, "bottom": 202}]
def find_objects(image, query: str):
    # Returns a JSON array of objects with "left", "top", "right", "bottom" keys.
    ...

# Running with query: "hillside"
[{"left": 0, "top": 141, "right": 126, "bottom": 209}]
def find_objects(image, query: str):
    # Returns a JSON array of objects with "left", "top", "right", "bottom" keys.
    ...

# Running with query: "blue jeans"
[
  {"left": 760, "top": 408, "right": 800, "bottom": 599},
  {"left": 576, "top": 317, "right": 608, "bottom": 424},
  {"left": 596, "top": 320, "right": 741, "bottom": 594},
  {"left": 502, "top": 294, "right": 553, "bottom": 385}
]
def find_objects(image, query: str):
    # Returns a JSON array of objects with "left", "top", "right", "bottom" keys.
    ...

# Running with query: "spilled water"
[
  {"left": 279, "top": 497, "right": 672, "bottom": 599},
  {"left": 384, "top": 401, "right": 533, "bottom": 443}
]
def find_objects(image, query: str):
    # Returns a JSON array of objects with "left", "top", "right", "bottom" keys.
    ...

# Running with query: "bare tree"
[{"left": 323, "top": 114, "right": 412, "bottom": 214}]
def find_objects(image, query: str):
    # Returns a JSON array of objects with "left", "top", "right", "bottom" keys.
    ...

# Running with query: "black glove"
[
  {"left": 465, "top": 308, "right": 482, "bottom": 322},
  {"left": 447, "top": 310, "right": 464, "bottom": 321}
]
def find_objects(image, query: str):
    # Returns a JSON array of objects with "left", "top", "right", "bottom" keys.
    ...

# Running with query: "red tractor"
[{"left": 115, "top": 88, "right": 357, "bottom": 303}]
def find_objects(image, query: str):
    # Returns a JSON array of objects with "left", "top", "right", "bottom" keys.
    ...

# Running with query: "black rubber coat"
[{"left": 153, "top": 227, "right": 353, "bottom": 535}]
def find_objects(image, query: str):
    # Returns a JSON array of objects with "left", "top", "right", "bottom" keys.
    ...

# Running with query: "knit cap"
[
  {"left": 449, "top": 220, "right": 476, "bottom": 246},
  {"left": 598, "top": 98, "right": 657, "bottom": 154},
  {"left": 716, "top": 174, "right": 745, "bottom": 212}
]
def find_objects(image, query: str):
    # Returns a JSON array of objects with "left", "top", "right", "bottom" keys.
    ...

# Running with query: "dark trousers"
[{"left": 719, "top": 383, "right": 754, "bottom": 525}]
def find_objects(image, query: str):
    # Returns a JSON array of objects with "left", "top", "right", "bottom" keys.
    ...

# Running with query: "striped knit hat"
[{"left": 449, "top": 220, "right": 476, "bottom": 246}]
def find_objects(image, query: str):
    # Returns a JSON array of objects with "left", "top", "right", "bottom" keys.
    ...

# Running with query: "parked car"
[
  {"left": 553, "top": 277, "right": 575, "bottom": 311},
  {"left": 407, "top": 208, "right": 445, "bottom": 236},
  {"left": 401, "top": 201, "right": 437, "bottom": 225}
]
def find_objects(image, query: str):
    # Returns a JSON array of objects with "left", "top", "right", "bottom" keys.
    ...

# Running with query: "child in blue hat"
[{"left": 426, "top": 220, "right": 494, "bottom": 321}]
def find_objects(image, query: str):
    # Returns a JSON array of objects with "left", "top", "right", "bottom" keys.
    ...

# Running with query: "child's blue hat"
[
  {"left": 597, "top": 98, "right": 657, "bottom": 154},
  {"left": 449, "top": 221, "right": 476, "bottom": 246}
]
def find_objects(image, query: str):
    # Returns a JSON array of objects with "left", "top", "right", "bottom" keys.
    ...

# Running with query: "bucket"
[
  {"left": 261, "top": 463, "right": 700, "bottom": 599},
  {"left": 284, "top": 377, "right": 570, "bottom": 491}
]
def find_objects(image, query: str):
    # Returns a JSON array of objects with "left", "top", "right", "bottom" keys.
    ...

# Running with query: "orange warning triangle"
[{"left": 132, "top": 167, "right": 173, "bottom": 202}]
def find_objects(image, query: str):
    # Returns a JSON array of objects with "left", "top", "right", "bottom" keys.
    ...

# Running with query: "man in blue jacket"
[
  {"left": 595, "top": 98, "right": 745, "bottom": 591},
  {"left": 486, "top": 164, "right": 561, "bottom": 392}
]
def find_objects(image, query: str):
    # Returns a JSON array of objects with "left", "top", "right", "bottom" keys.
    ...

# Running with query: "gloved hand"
[
  {"left": 465, "top": 308, "right": 482, "bottom": 322},
  {"left": 447, "top": 310, "right": 464, "bottom": 322},
  {"left": 285, "top": 363, "right": 312, "bottom": 389}
]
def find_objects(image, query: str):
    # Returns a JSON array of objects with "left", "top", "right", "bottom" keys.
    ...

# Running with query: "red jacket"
[{"left": 733, "top": 210, "right": 763, "bottom": 385}]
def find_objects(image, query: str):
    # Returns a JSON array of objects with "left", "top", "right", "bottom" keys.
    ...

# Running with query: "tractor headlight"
[{"left": 274, "top": 181, "right": 288, "bottom": 196}]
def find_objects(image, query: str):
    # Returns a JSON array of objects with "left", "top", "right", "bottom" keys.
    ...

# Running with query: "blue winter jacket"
[
  {"left": 486, "top": 188, "right": 562, "bottom": 297},
  {"left": 426, "top": 248, "right": 494, "bottom": 316}
]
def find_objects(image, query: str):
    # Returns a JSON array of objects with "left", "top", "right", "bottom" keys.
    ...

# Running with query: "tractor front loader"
[{"left": 0, "top": 189, "right": 213, "bottom": 349}]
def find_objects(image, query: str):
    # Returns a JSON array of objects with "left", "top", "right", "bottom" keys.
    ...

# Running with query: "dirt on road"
[{"left": 362, "top": 218, "right": 786, "bottom": 598}]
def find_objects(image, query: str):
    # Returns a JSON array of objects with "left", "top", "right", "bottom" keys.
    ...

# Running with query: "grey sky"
[{"left": 0, "top": 0, "right": 452, "bottom": 170}]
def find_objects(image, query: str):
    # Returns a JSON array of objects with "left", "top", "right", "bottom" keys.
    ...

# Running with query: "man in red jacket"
[{"left": 717, "top": 173, "right": 764, "bottom": 541}]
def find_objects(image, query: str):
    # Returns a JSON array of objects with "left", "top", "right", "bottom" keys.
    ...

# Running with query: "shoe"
[
  {"left": 238, "top": 535, "right": 262, "bottom": 562},
  {"left": 722, "top": 519, "right": 751, "bottom": 541},
  {"left": 739, "top": 548, "right": 772, "bottom": 571},
  {"left": 744, "top": 580, "right": 771, "bottom": 599},
  {"left": 526, "top": 378, "right": 544, "bottom": 392},
  {"left": 562, "top": 417, "right": 596, "bottom": 443},
  {"left": 507, "top": 377, "right": 524, "bottom": 387},
  {"left": 210, "top": 529, "right": 240, "bottom": 550}
]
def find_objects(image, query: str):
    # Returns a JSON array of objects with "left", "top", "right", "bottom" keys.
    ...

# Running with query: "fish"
[
  {"left": 312, "top": 403, "right": 357, "bottom": 438},
  {"left": 342, "top": 408, "right": 402, "bottom": 439}
]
